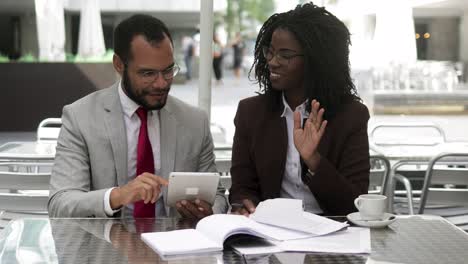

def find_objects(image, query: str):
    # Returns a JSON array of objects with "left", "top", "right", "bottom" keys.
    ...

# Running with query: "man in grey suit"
[{"left": 48, "top": 14, "right": 227, "bottom": 218}]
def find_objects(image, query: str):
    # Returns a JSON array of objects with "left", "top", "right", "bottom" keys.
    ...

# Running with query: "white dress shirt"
[
  {"left": 103, "top": 82, "right": 165, "bottom": 216},
  {"left": 279, "top": 93, "right": 323, "bottom": 214}
]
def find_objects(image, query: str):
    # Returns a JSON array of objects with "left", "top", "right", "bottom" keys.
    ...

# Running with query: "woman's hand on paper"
[
  {"left": 176, "top": 199, "right": 213, "bottom": 219},
  {"left": 230, "top": 199, "right": 256, "bottom": 216}
]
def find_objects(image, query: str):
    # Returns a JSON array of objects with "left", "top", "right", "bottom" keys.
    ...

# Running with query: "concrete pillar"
[
  {"left": 64, "top": 14, "right": 73, "bottom": 56},
  {"left": 460, "top": 11, "right": 468, "bottom": 81},
  {"left": 198, "top": 0, "right": 214, "bottom": 119}
]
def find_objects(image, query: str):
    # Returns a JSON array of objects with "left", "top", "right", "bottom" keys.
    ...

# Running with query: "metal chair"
[
  {"left": 418, "top": 153, "right": 468, "bottom": 219},
  {"left": 214, "top": 145, "right": 232, "bottom": 162},
  {"left": 386, "top": 159, "right": 434, "bottom": 215},
  {"left": 215, "top": 158, "right": 231, "bottom": 197},
  {"left": 369, "top": 122, "right": 448, "bottom": 215},
  {"left": 369, "top": 155, "right": 414, "bottom": 214},
  {"left": 369, "top": 155, "right": 391, "bottom": 195},
  {"left": 390, "top": 173, "right": 416, "bottom": 215},
  {"left": 0, "top": 169, "right": 51, "bottom": 229},
  {"left": 37, "top": 118, "right": 62, "bottom": 142},
  {"left": 370, "top": 122, "right": 446, "bottom": 146}
]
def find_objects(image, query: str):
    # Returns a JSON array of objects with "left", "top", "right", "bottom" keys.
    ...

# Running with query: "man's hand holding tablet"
[{"left": 166, "top": 172, "right": 220, "bottom": 220}]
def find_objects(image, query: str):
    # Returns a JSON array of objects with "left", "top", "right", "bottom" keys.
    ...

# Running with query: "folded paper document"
[
  {"left": 141, "top": 199, "right": 352, "bottom": 256},
  {"left": 141, "top": 214, "right": 314, "bottom": 256},
  {"left": 250, "top": 198, "right": 348, "bottom": 235}
]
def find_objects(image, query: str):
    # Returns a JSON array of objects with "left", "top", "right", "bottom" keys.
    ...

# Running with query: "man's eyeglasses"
[
  {"left": 126, "top": 63, "right": 180, "bottom": 84},
  {"left": 262, "top": 46, "right": 304, "bottom": 65}
]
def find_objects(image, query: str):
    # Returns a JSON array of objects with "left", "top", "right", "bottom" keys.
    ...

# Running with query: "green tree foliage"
[
  {"left": 242, "top": 0, "right": 275, "bottom": 25},
  {"left": 225, "top": 0, "right": 275, "bottom": 38}
]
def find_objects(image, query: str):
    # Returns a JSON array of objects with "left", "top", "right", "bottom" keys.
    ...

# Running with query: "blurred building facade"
[{"left": 0, "top": 0, "right": 227, "bottom": 61}]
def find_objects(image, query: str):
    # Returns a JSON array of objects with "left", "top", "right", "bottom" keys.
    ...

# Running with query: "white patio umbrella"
[
  {"left": 34, "top": 0, "right": 66, "bottom": 61},
  {"left": 77, "top": 0, "right": 106, "bottom": 59},
  {"left": 373, "top": 0, "right": 417, "bottom": 66}
]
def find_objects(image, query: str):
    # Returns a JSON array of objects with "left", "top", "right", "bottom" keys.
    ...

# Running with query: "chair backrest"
[
  {"left": 214, "top": 145, "right": 232, "bottom": 161},
  {"left": 215, "top": 158, "right": 231, "bottom": 175},
  {"left": 0, "top": 161, "right": 53, "bottom": 173},
  {"left": 37, "top": 118, "right": 62, "bottom": 141},
  {"left": 215, "top": 158, "right": 232, "bottom": 193},
  {"left": 370, "top": 122, "right": 446, "bottom": 146},
  {"left": 369, "top": 155, "right": 391, "bottom": 195},
  {"left": 0, "top": 171, "right": 51, "bottom": 212},
  {"left": 419, "top": 152, "right": 468, "bottom": 214}
]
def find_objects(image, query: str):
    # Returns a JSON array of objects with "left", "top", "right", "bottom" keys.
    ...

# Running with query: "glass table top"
[{"left": 0, "top": 215, "right": 467, "bottom": 264}]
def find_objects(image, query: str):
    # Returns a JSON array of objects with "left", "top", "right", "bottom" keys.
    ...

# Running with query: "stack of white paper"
[
  {"left": 231, "top": 228, "right": 371, "bottom": 256},
  {"left": 141, "top": 229, "right": 221, "bottom": 256}
]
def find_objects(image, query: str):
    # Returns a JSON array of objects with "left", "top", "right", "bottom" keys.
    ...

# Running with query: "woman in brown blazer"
[{"left": 229, "top": 3, "right": 370, "bottom": 216}]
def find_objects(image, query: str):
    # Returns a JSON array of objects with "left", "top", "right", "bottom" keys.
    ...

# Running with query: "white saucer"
[{"left": 346, "top": 212, "right": 396, "bottom": 228}]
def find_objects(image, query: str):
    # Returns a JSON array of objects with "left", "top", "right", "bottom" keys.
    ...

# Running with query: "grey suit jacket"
[{"left": 48, "top": 83, "right": 227, "bottom": 217}]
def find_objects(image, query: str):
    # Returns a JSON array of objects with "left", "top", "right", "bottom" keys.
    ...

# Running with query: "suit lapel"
[
  {"left": 103, "top": 84, "right": 128, "bottom": 187},
  {"left": 262, "top": 104, "right": 288, "bottom": 196},
  {"left": 159, "top": 96, "right": 177, "bottom": 178},
  {"left": 159, "top": 97, "right": 177, "bottom": 215},
  {"left": 274, "top": 113, "right": 288, "bottom": 193}
]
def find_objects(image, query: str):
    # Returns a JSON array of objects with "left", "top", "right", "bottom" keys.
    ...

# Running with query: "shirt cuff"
[
  {"left": 104, "top": 187, "right": 122, "bottom": 216},
  {"left": 104, "top": 220, "right": 114, "bottom": 243}
]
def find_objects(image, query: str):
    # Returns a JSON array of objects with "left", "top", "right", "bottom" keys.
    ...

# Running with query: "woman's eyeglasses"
[{"left": 262, "top": 46, "right": 304, "bottom": 65}]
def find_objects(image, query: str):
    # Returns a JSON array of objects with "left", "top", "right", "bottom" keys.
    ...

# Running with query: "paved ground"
[{"left": 1, "top": 71, "right": 468, "bottom": 145}]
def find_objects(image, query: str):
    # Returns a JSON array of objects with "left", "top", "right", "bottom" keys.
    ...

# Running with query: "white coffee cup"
[{"left": 354, "top": 194, "right": 387, "bottom": 220}]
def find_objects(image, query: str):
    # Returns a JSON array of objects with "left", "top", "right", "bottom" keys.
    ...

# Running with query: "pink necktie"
[{"left": 133, "top": 107, "right": 156, "bottom": 218}]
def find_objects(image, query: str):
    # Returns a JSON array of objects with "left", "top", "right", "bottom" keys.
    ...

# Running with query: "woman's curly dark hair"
[{"left": 250, "top": 2, "right": 360, "bottom": 119}]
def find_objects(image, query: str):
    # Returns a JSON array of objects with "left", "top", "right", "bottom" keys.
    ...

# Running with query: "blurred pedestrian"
[
  {"left": 213, "top": 33, "right": 224, "bottom": 85},
  {"left": 182, "top": 35, "right": 195, "bottom": 81},
  {"left": 231, "top": 32, "right": 245, "bottom": 79}
]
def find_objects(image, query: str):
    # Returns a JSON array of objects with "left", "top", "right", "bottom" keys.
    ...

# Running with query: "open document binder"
[{"left": 141, "top": 199, "right": 370, "bottom": 257}]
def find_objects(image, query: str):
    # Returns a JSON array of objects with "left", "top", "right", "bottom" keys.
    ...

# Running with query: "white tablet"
[{"left": 166, "top": 172, "right": 220, "bottom": 207}]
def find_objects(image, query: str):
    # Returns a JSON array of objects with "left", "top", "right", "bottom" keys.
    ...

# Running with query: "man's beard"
[{"left": 122, "top": 68, "right": 170, "bottom": 110}]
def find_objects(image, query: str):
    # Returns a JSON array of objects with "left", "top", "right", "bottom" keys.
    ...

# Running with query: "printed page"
[
  {"left": 141, "top": 229, "right": 222, "bottom": 255},
  {"left": 301, "top": 211, "right": 348, "bottom": 236},
  {"left": 247, "top": 218, "right": 316, "bottom": 241},
  {"left": 277, "top": 227, "right": 371, "bottom": 254},
  {"left": 196, "top": 214, "right": 315, "bottom": 246},
  {"left": 250, "top": 198, "right": 348, "bottom": 235}
]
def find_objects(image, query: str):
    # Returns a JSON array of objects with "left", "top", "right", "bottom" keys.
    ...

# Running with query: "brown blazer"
[{"left": 229, "top": 94, "right": 370, "bottom": 215}]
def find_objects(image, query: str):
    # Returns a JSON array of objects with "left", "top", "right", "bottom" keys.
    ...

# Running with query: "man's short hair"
[{"left": 113, "top": 14, "right": 173, "bottom": 63}]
